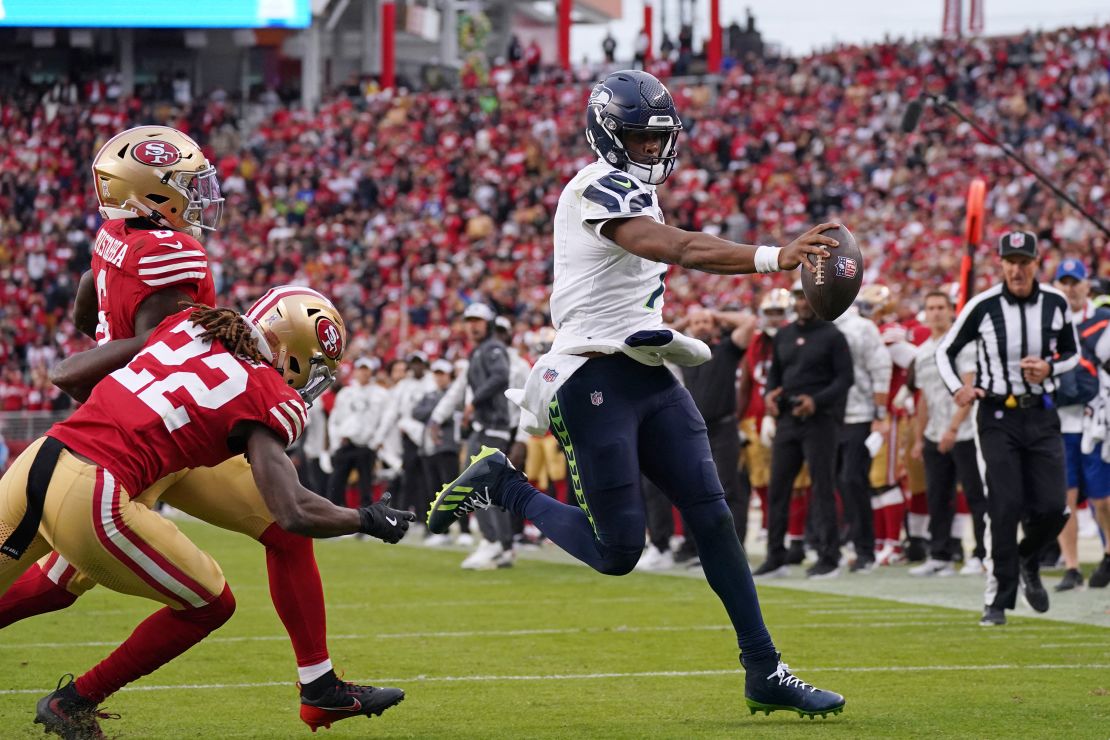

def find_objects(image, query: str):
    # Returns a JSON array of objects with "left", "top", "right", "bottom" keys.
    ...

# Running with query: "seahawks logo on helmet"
[{"left": 588, "top": 85, "right": 613, "bottom": 124}]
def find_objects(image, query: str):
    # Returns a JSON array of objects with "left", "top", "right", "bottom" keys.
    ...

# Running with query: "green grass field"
[{"left": 2, "top": 522, "right": 1108, "bottom": 738}]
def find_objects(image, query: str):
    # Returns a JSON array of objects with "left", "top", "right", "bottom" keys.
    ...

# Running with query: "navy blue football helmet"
[{"left": 585, "top": 70, "right": 683, "bottom": 185}]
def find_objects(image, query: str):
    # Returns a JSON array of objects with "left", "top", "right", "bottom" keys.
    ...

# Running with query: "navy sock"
[
  {"left": 681, "top": 497, "right": 777, "bottom": 664},
  {"left": 500, "top": 475, "right": 637, "bottom": 575}
]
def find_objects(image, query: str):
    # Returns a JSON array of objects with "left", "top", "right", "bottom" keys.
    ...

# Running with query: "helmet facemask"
[
  {"left": 614, "top": 124, "right": 680, "bottom": 185},
  {"left": 297, "top": 360, "right": 337, "bottom": 406},
  {"left": 168, "top": 165, "right": 224, "bottom": 235}
]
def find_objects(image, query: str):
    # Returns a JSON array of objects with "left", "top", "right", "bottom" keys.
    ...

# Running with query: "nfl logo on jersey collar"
[{"left": 590, "top": 391, "right": 604, "bottom": 406}]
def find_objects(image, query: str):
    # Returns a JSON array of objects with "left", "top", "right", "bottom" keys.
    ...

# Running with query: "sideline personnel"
[
  {"left": 758, "top": 285, "right": 853, "bottom": 578},
  {"left": 937, "top": 231, "right": 1077, "bottom": 626}
]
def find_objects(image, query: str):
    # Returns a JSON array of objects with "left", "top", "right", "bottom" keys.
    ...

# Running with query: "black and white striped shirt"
[{"left": 936, "top": 282, "right": 1079, "bottom": 397}]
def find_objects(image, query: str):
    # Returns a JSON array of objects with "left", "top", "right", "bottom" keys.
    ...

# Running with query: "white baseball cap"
[{"left": 462, "top": 303, "right": 495, "bottom": 322}]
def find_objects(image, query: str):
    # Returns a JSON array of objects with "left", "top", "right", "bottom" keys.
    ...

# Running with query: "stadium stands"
[{"left": 0, "top": 25, "right": 1107, "bottom": 433}]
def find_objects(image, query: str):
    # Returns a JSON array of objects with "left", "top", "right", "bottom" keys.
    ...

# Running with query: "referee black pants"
[{"left": 976, "top": 402, "right": 1070, "bottom": 610}]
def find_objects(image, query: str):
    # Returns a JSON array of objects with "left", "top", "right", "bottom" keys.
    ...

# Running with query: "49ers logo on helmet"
[
  {"left": 316, "top": 317, "right": 343, "bottom": 360},
  {"left": 131, "top": 140, "right": 182, "bottom": 167}
]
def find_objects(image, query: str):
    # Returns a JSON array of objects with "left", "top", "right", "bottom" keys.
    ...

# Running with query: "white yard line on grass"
[
  {"left": 0, "top": 619, "right": 1066, "bottom": 652},
  {"left": 805, "top": 608, "right": 944, "bottom": 615},
  {"left": 3, "top": 663, "right": 1109, "bottom": 696},
  {"left": 74, "top": 593, "right": 722, "bottom": 617}
]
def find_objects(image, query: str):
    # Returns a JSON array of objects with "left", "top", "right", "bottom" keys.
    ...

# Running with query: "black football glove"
[{"left": 358, "top": 492, "right": 416, "bottom": 544}]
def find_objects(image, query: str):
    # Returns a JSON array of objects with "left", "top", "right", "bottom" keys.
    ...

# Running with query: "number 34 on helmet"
[{"left": 245, "top": 287, "right": 347, "bottom": 405}]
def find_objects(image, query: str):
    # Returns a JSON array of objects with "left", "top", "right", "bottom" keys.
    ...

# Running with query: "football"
[{"left": 800, "top": 224, "right": 863, "bottom": 321}]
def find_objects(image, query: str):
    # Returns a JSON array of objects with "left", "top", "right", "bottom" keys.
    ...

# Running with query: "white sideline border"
[{"left": 2, "top": 663, "right": 1108, "bottom": 696}]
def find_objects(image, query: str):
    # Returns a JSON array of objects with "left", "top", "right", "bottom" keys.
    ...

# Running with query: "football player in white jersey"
[{"left": 428, "top": 70, "right": 845, "bottom": 719}]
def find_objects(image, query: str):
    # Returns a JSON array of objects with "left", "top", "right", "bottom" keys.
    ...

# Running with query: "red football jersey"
[
  {"left": 742, "top": 331, "right": 774, "bottom": 425},
  {"left": 91, "top": 219, "right": 216, "bottom": 345},
  {"left": 49, "top": 309, "right": 307, "bottom": 497},
  {"left": 879, "top": 319, "right": 931, "bottom": 412}
]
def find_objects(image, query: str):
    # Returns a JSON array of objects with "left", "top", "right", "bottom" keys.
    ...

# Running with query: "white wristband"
[{"left": 754, "top": 245, "right": 782, "bottom": 273}]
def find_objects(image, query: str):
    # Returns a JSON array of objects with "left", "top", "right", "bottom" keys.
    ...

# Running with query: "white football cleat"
[
  {"left": 909, "top": 558, "right": 956, "bottom": 577},
  {"left": 960, "top": 557, "right": 986, "bottom": 576},
  {"left": 423, "top": 533, "right": 452, "bottom": 547},
  {"left": 461, "top": 540, "right": 503, "bottom": 570},
  {"left": 634, "top": 547, "right": 675, "bottom": 572}
]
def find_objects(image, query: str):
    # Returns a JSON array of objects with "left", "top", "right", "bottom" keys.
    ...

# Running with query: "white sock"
[
  {"left": 298, "top": 659, "right": 334, "bottom": 685},
  {"left": 951, "top": 512, "right": 969, "bottom": 540}
]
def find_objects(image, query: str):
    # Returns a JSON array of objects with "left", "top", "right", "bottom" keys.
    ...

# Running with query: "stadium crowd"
[{"left": 1, "top": 25, "right": 1108, "bottom": 578}]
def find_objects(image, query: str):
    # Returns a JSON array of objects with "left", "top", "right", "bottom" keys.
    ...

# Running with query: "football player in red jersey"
[
  {"left": 0, "top": 126, "right": 393, "bottom": 731},
  {"left": 0, "top": 287, "right": 414, "bottom": 738}
]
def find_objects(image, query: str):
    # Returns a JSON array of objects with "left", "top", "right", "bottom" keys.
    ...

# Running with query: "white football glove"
[
  {"left": 865, "top": 431, "right": 884, "bottom": 458},
  {"left": 759, "top": 416, "right": 777, "bottom": 447},
  {"left": 892, "top": 385, "right": 914, "bottom": 415}
]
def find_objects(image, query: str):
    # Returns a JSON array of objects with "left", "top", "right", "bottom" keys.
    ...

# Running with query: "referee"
[{"left": 937, "top": 231, "right": 1077, "bottom": 626}]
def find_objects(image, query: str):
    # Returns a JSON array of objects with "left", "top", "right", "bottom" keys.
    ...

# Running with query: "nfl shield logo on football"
[
  {"left": 543, "top": 368, "right": 559, "bottom": 383},
  {"left": 590, "top": 391, "right": 604, "bottom": 406},
  {"left": 835, "top": 256, "right": 857, "bottom": 279}
]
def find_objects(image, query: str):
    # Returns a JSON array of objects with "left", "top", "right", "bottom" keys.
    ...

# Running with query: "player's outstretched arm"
[
  {"left": 603, "top": 218, "right": 839, "bottom": 275},
  {"left": 245, "top": 424, "right": 415, "bottom": 541},
  {"left": 49, "top": 332, "right": 151, "bottom": 402}
]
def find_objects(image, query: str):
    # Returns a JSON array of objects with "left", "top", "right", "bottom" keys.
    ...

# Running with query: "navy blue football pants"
[{"left": 500, "top": 354, "right": 776, "bottom": 660}]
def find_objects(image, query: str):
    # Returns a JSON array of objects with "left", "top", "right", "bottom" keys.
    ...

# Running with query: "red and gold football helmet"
[
  {"left": 245, "top": 286, "right": 346, "bottom": 404},
  {"left": 92, "top": 125, "right": 224, "bottom": 237},
  {"left": 758, "top": 288, "right": 795, "bottom": 336}
]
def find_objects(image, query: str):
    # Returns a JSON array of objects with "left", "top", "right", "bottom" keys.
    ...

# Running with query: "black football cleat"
[
  {"left": 742, "top": 654, "right": 845, "bottom": 719},
  {"left": 427, "top": 446, "right": 520, "bottom": 534},
  {"left": 1088, "top": 555, "right": 1110, "bottom": 589},
  {"left": 300, "top": 678, "right": 405, "bottom": 732},
  {"left": 785, "top": 540, "right": 806, "bottom": 565},
  {"left": 979, "top": 606, "right": 1006, "bottom": 626},
  {"left": 752, "top": 557, "right": 789, "bottom": 579},
  {"left": 904, "top": 537, "right": 928, "bottom": 563},
  {"left": 34, "top": 674, "right": 118, "bottom": 740},
  {"left": 1054, "top": 568, "right": 1083, "bottom": 592},
  {"left": 1020, "top": 559, "right": 1050, "bottom": 613}
]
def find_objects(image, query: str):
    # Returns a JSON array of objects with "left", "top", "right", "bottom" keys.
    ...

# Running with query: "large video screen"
[{"left": 0, "top": 0, "right": 312, "bottom": 28}]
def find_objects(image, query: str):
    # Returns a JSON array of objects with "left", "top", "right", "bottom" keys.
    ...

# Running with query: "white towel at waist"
[{"left": 506, "top": 328, "right": 710, "bottom": 435}]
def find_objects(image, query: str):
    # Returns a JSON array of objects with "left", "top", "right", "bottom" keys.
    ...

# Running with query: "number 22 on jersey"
[{"left": 110, "top": 318, "right": 248, "bottom": 432}]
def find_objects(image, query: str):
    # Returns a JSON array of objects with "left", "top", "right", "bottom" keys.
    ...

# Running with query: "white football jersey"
[{"left": 550, "top": 160, "right": 668, "bottom": 344}]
